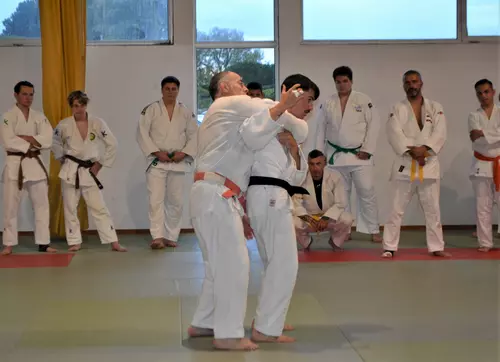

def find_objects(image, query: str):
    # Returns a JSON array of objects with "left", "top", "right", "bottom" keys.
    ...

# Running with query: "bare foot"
[
  {"left": 213, "top": 338, "right": 259, "bottom": 351},
  {"left": 251, "top": 319, "right": 294, "bottom": 332},
  {"left": 150, "top": 239, "right": 165, "bottom": 250},
  {"left": 328, "top": 238, "right": 343, "bottom": 251},
  {"left": 431, "top": 251, "right": 451, "bottom": 257},
  {"left": 68, "top": 244, "right": 82, "bottom": 252},
  {"left": 478, "top": 246, "right": 492, "bottom": 252},
  {"left": 187, "top": 326, "right": 214, "bottom": 338},
  {"left": 251, "top": 329, "right": 295, "bottom": 343},
  {"left": 381, "top": 250, "right": 394, "bottom": 258},
  {"left": 111, "top": 241, "right": 127, "bottom": 252},
  {"left": 163, "top": 239, "right": 177, "bottom": 248},
  {"left": 371, "top": 233, "right": 383, "bottom": 243},
  {"left": 45, "top": 246, "right": 57, "bottom": 253},
  {"left": 472, "top": 231, "right": 477, "bottom": 238},
  {"left": 1, "top": 246, "right": 13, "bottom": 255}
]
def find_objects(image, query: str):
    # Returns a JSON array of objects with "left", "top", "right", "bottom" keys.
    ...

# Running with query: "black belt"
[
  {"left": 248, "top": 176, "right": 309, "bottom": 197},
  {"left": 64, "top": 155, "right": 103, "bottom": 190},
  {"left": 7, "top": 150, "right": 49, "bottom": 190}
]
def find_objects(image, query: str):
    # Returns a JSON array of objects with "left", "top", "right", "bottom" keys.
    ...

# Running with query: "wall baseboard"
[{"left": 2, "top": 225, "right": 484, "bottom": 237}]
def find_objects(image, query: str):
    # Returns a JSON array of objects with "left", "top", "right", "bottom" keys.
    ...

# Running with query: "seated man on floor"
[{"left": 293, "top": 149, "right": 353, "bottom": 250}]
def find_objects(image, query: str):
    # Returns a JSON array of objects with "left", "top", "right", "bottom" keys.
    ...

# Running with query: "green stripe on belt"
[
  {"left": 146, "top": 152, "right": 176, "bottom": 172},
  {"left": 327, "top": 140, "right": 361, "bottom": 165}
]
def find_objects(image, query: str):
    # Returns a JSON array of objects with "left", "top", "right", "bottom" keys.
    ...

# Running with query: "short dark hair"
[
  {"left": 67, "top": 90, "right": 89, "bottom": 107},
  {"left": 475, "top": 78, "right": 493, "bottom": 89},
  {"left": 403, "top": 70, "right": 422, "bottom": 82},
  {"left": 308, "top": 149, "right": 325, "bottom": 159},
  {"left": 209, "top": 71, "right": 230, "bottom": 101},
  {"left": 281, "top": 74, "right": 320, "bottom": 100},
  {"left": 247, "top": 82, "right": 263, "bottom": 91},
  {"left": 333, "top": 66, "right": 353, "bottom": 82},
  {"left": 14, "top": 81, "right": 34, "bottom": 94},
  {"left": 161, "top": 76, "right": 180, "bottom": 89}
]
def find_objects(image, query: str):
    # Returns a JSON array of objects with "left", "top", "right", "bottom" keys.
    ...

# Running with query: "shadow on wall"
[
  {"left": 124, "top": 155, "right": 150, "bottom": 229},
  {"left": 440, "top": 147, "right": 477, "bottom": 226}
]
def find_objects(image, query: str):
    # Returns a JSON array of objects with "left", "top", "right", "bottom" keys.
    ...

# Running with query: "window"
[
  {"left": 302, "top": 0, "right": 458, "bottom": 41},
  {"left": 196, "top": 0, "right": 275, "bottom": 42},
  {"left": 196, "top": 48, "right": 276, "bottom": 122},
  {"left": 466, "top": 0, "right": 500, "bottom": 37},
  {"left": 0, "top": 0, "right": 40, "bottom": 39},
  {"left": 0, "top": 0, "right": 172, "bottom": 43},
  {"left": 87, "top": 0, "right": 171, "bottom": 43},
  {"left": 195, "top": 0, "right": 278, "bottom": 121}
]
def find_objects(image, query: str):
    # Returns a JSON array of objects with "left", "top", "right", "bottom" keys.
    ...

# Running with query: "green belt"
[
  {"left": 146, "top": 152, "right": 176, "bottom": 172},
  {"left": 327, "top": 140, "right": 361, "bottom": 165}
]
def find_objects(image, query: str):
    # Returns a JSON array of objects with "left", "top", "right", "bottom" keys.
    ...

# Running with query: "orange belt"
[
  {"left": 194, "top": 172, "right": 241, "bottom": 198},
  {"left": 474, "top": 151, "right": 500, "bottom": 191}
]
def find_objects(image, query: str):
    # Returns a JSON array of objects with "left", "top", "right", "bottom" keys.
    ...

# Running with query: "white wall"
[{"left": 0, "top": 0, "right": 499, "bottom": 232}]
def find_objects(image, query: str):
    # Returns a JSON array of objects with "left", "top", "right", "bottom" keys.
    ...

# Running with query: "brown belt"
[{"left": 7, "top": 150, "right": 49, "bottom": 190}]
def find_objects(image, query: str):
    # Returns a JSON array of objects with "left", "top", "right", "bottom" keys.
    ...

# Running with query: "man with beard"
[
  {"left": 382, "top": 70, "right": 450, "bottom": 258},
  {"left": 468, "top": 79, "right": 500, "bottom": 252}
]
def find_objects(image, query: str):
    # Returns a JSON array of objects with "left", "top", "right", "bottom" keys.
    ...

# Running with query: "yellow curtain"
[{"left": 39, "top": 0, "right": 89, "bottom": 237}]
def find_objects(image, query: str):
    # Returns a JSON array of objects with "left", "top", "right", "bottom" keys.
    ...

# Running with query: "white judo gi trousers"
[
  {"left": 294, "top": 216, "right": 352, "bottom": 249},
  {"left": 472, "top": 177, "right": 500, "bottom": 249},
  {"left": 146, "top": 167, "right": 185, "bottom": 242},
  {"left": 190, "top": 180, "right": 250, "bottom": 339},
  {"left": 2, "top": 179, "right": 50, "bottom": 246},
  {"left": 62, "top": 180, "right": 117, "bottom": 245},
  {"left": 247, "top": 186, "right": 298, "bottom": 337},
  {"left": 383, "top": 179, "right": 445, "bottom": 252},
  {"left": 334, "top": 165, "right": 380, "bottom": 234}
]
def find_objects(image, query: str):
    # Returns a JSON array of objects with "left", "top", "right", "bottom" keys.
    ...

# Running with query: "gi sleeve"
[
  {"left": 471, "top": 112, "right": 500, "bottom": 145},
  {"left": 289, "top": 147, "right": 309, "bottom": 186},
  {"left": 238, "top": 108, "right": 286, "bottom": 151},
  {"left": 424, "top": 106, "right": 447, "bottom": 155},
  {"left": 280, "top": 113, "right": 309, "bottom": 144},
  {"left": 32, "top": 116, "right": 53, "bottom": 149},
  {"left": 292, "top": 194, "right": 309, "bottom": 217},
  {"left": 136, "top": 104, "right": 160, "bottom": 157},
  {"left": 360, "top": 100, "right": 380, "bottom": 155},
  {"left": 323, "top": 173, "right": 348, "bottom": 221},
  {"left": 181, "top": 110, "right": 199, "bottom": 159},
  {"left": 0, "top": 114, "right": 30, "bottom": 153},
  {"left": 386, "top": 106, "right": 412, "bottom": 156},
  {"left": 51, "top": 122, "right": 65, "bottom": 161},
  {"left": 96, "top": 119, "right": 117, "bottom": 167},
  {"left": 314, "top": 103, "right": 328, "bottom": 153}
]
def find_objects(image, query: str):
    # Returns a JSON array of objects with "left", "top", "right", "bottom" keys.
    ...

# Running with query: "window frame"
[
  {"left": 193, "top": 0, "right": 280, "bottom": 114},
  {"left": 300, "top": 0, "right": 466, "bottom": 44},
  {"left": 0, "top": 0, "right": 174, "bottom": 47},
  {"left": 462, "top": 0, "right": 500, "bottom": 42}
]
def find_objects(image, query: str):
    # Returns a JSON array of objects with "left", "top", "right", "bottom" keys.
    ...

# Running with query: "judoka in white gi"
[
  {"left": 382, "top": 70, "right": 450, "bottom": 258},
  {"left": 1, "top": 81, "right": 56, "bottom": 255},
  {"left": 468, "top": 78, "right": 500, "bottom": 252},
  {"left": 137, "top": 76, "right": 198, "bottom": 249},
  {"left": 314, "top": 66, "right": 382, "bottom": 242},
  {"left": 293, "top": 149, "right": 353, "bottom": 250},
  {"left": 246, "top": 74, "right": 318, "bottom": 343},
  {"left": 187, "top": 71, "right": 308, "bottom": 351},
  {"left": 52, "top": 91, "right": 126, "bottom": 252}
]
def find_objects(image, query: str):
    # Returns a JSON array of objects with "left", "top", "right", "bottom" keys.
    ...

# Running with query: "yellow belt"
[{"left": 410, "top": 151, "right": 430, "bottom": 182}]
